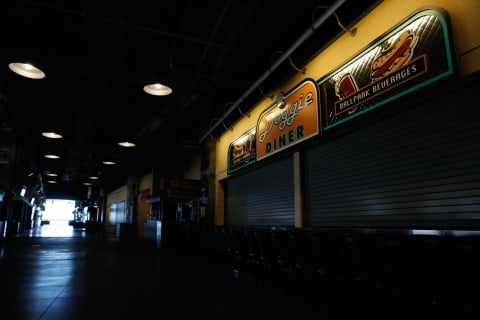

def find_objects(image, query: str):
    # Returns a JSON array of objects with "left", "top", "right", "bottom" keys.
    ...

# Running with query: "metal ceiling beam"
[{"left": 199, "top": 0, "right": 347, "bottom": 143}]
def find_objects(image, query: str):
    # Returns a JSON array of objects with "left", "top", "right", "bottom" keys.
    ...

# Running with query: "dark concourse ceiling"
[{"left": 0, "top": 0, "right": 380, "bottom": 200}]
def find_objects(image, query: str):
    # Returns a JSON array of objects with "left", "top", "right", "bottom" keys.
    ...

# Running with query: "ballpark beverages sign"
[{"left": 319, "top": 8, "right": 456, "bottom": 129}]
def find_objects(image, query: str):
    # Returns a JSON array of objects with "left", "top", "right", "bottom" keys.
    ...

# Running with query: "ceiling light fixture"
[
  {"left": 44, "top": 154, "right": 60, "bottom": 159},
  {"left": 8, "top": 62, "right": 46, "bottom": 79},
  {"left": 102, "top": 161, "right": 116, "bottom": 165},
  {"left": 118, "top": 141, "right": 136, "bottom": 148},
  {"left": 143, "top": 82, "right": 173, "bottom": 96},
  {"left": 41, "top": 132, "right": 63, "bottom": 139}
]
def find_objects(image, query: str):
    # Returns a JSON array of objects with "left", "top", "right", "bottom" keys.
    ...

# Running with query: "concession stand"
[{"left": 144, "top": 177, "right": 203, "bottom": 248}]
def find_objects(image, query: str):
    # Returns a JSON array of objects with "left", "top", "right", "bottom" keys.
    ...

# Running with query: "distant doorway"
[
  {"left": 42, "top": 199, "right": 76, "bottom": 224},
  {"left": 31, "top": 199, "right": 80, "bottom": 237}
]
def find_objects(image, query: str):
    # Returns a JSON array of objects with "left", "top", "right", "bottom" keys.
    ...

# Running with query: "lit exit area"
[{"left": 30, "top": 199, "right": 81, "bottom": 237}]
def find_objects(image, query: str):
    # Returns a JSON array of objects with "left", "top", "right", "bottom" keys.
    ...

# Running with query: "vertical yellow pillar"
[{"left": 293, "top": 151, "right": 304, "bottom": 228}]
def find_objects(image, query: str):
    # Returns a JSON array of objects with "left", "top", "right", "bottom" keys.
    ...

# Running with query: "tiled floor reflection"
[
  {"left": 25, "top": 220, "right": 86, "bottom": 238},
  {"left": 0, "top": 226, "right": 325, "bottom": 320}
]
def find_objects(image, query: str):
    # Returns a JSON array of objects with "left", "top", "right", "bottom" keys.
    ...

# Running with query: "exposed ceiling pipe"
[{"left": 199, "top": 0, "right": 347, "bottom": 143}]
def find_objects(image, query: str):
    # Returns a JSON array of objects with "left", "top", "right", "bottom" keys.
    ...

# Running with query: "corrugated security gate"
[
  {"left": 225, "top": 156, "right": 294, "bottom": 226},
  {"left": 304, "top": 81, "right": 480, "bottom": 228}
]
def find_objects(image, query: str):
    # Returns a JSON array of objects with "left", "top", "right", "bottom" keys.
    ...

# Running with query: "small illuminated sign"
[{"left": 227, "top": 127, "right": 256, "bottom": 174}]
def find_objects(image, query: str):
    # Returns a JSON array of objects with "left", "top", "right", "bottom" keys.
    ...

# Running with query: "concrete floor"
[
  {"left": 2, "top": 223, "right": 474, "bottom": 320},
  {"left": 0, "top": 224, "right": 328, "bottom": 320}
]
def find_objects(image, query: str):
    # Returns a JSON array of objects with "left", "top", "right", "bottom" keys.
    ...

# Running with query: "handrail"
[{"left": 199, "top": 0, "right": 347, "bottom": 142}]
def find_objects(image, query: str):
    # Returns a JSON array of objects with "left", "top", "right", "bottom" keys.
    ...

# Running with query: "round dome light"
[
  {"left": 8, "top": 62, "right": 46, "bottom": 79},
  {"left": 118, "top": 141, "right": 136, "bottom": 148},
  {"left": 41, "top": 132, "right": 63, "bottom": 139},
  {"left": 143, "top": 82, "right": 172, "bottom": 96},
  {"left": 44, "top": 154, "right": 60, "bottom": 159}
]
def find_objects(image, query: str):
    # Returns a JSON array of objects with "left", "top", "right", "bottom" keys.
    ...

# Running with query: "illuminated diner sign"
[
  {"left": 227, "top": 127, "right": 256, "bottom": 174},
  {"left": 319, "top": 8, "right": 456, "bottom": 130},
  {"left": 256, "top": 78, "right": 320, "bottom": 161}
]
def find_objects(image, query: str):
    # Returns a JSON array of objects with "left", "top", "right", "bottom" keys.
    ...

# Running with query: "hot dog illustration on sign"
[{"left": 371, "top": 30, "right": 419, "bottom": 81}]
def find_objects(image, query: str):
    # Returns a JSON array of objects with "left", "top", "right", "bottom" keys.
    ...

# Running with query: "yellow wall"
[
  {"left": 307, "top": 0, "right": 480, "bottom": 79},
  {"left": 104, "top": 172, "right": 153, "bottom": 236},
  {"left": 213, "top": 0, "right": 480, "bottom": 225}
]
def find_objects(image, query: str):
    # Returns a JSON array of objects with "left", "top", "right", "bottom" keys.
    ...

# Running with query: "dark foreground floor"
[
  {"left": 1, "top": 223, "right": 478, "bottom": 320},
  {"left": 0, "top": 225, "right": 328, "bottom": 320}
]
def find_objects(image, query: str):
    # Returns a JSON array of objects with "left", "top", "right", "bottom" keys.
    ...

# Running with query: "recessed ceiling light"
[
  {"left": 83, "top": 182, "right": 92, "bottom": 186},
  {"left": 8, "top": 62, "right": 46, "bottom": 79},
  {"left": 47, "top": 180, "right": 57, "bottom": 184},
  {"left": 143, "top": 82, "right": 172, "bottom": 96},
  {"left": 46, "top": 173, "right": 58, "bottom": 177},
  {"left": 44, "top": 154, "right": 60, "bottom": 159},
  {"left": 41, "top": 132, "right": 63, "bottom": 139},
  {"left": 102, "top": 161, "right": 116, "bottom": 165},
  {"left": 89, "top": 176, "right": 99, "bottom": 180},
  {"left": 118, "top": 141, "right": 135, "bottom": 148}
]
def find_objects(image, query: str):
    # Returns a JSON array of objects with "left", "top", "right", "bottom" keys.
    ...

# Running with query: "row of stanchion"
[{"left": 210, "top": 225, "right": 480, "bottom": 317}]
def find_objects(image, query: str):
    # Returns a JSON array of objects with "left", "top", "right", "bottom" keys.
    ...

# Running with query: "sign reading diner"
[
  {"left": 256, "top": 78, "right": 320, "bottom": 161},
  {"left": 319, "top": 8, "right": 456, "bottom": 129}
]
